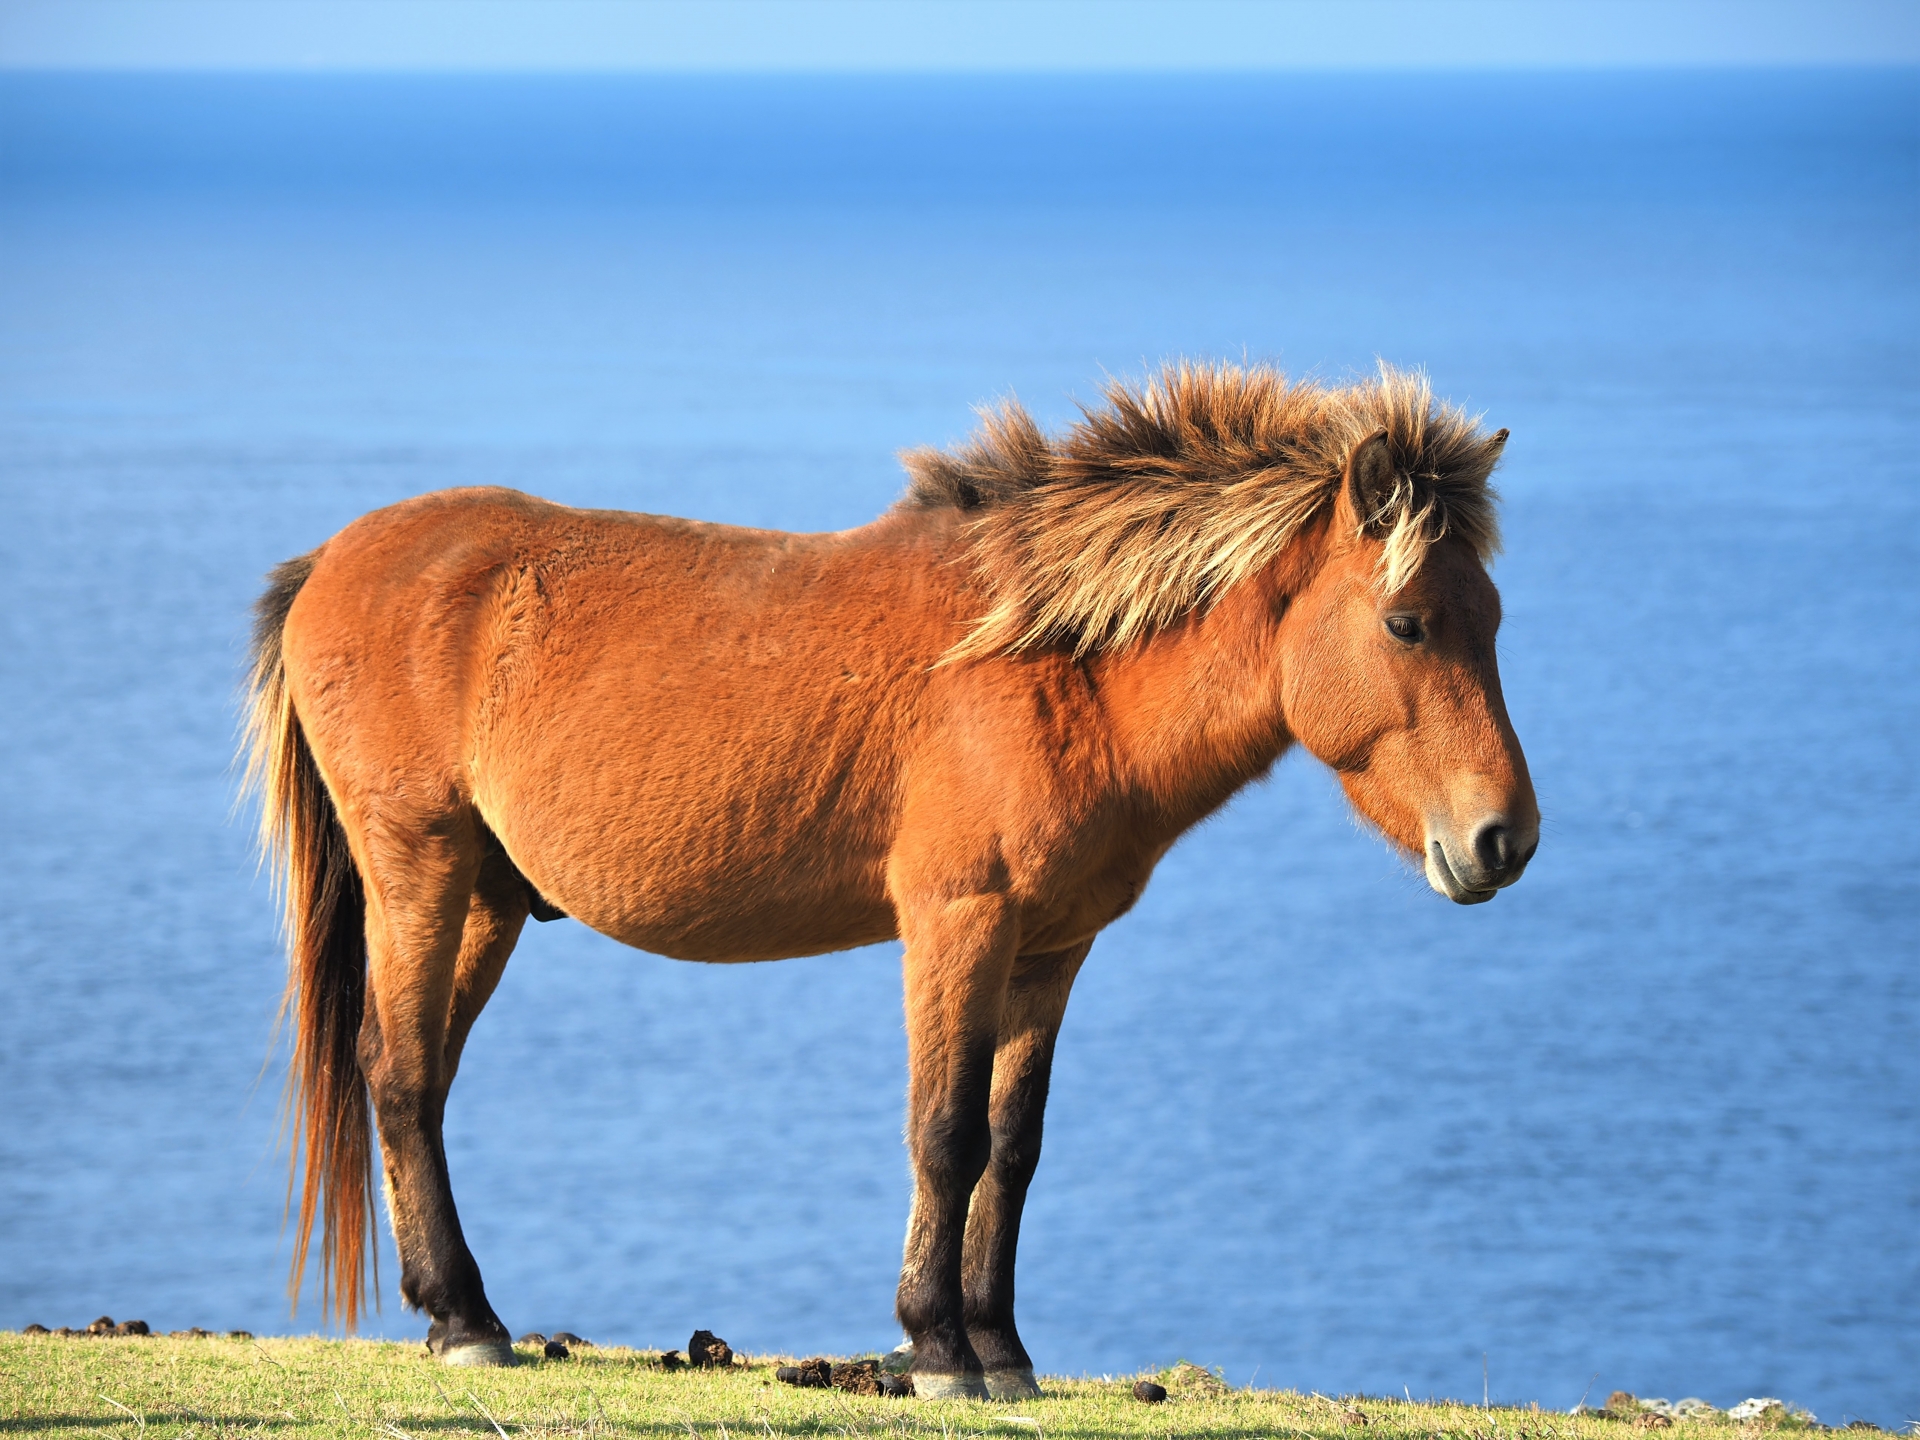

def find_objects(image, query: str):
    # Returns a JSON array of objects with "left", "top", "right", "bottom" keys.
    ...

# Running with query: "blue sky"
[{"left": 3, "top": 0, "right": 1917, "bottom": 70}]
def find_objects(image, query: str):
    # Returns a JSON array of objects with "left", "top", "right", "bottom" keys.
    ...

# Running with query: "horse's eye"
[{"left": 1385, "top": 614, "right": 1423, "bottom": 643}]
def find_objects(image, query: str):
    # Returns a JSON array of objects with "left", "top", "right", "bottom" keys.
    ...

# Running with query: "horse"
[{"left": 242, "top": 361, "right": 1537, "bottom": 1396}]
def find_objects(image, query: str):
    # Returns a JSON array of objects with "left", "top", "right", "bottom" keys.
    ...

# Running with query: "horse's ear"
[{"left": 1343, "top": 429, "right": 1397, "bottom": 534}]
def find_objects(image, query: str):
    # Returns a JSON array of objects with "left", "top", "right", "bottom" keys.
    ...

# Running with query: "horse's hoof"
[
  {"left": 985, "top": 1369, "right": 1040, "bottom": 1401},
  {"left": 910, "top": 1372, "right": 989, "bottom": 1400},
  {"left": 441, "top": 1339, "right": 516, "bottom": 1367}
]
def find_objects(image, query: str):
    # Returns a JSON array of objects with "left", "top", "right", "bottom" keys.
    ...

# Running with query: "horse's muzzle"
[{"left": 1424, "top": 816, "right": 1538, "bottom": 904}]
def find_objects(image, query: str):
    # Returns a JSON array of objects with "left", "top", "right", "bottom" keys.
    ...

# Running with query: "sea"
[{"left": 0, "top": 71, "right": 1914, "bottom": 1423}]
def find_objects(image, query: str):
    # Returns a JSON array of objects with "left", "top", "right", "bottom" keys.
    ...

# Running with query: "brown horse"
[{"left": 243, "top": 362, "right": 1536, "bottom": 1395}]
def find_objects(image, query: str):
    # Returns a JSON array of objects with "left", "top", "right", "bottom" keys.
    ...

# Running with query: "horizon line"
[{"left": 6, "top": 60, "right": 1919, "bottom": 76}]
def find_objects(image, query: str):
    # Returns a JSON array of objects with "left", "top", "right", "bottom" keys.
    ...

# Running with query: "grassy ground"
[{"left": 0, "top": 1334, "right": 1834, "bottom": 1439}]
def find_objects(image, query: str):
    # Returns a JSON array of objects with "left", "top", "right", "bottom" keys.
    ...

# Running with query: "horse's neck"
[{"left": 1092, "top": 573, "right": 1295, "bottom": 829}]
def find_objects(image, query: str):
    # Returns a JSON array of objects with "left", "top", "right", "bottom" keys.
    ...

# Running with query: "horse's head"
[{"left": 1280, "top": 429, "right": 1538, "bottom": 903}]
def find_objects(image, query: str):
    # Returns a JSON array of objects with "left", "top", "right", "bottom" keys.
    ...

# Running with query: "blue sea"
[{"left": 0, "top": 72, "right": 1915, "bottom": 1423}]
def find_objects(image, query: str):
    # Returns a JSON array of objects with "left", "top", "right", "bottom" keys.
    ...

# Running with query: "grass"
[{"left": 0, "top": 1334, "right": 1843, "bottom": 1440}]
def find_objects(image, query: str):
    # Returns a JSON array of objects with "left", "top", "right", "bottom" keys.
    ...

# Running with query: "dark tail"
[{"left": 242, "top": 550, "right": 378, "bottom": 1329}]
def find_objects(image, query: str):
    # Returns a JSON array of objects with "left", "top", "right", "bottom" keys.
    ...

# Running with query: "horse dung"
[{"left": 775, "top": 1358, "right": 833, "bottom": 1388}]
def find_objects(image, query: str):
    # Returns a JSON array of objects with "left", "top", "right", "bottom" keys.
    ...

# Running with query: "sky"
[{"left": 2, "top": 0, "right": 1917, "bottom": 71}]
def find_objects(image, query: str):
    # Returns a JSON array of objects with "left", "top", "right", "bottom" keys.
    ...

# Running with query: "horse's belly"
[
  {"left": 564, "top": 875, "right": 902, "bottom": 963},
  {"left": 500, "top": 800, "right": 900, "bottom": 963},
  {"left": 479, "top": 668, "right": 908, "bottom": 960},
  {"left": 595, "top": 897, "right": 900, "bottom": 964}
]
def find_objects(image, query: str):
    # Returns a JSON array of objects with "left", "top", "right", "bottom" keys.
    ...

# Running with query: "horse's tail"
[{"left": 242, "top": 549, "right": 378, "bottom": 1330}]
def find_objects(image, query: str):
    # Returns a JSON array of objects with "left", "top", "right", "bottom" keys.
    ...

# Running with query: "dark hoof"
[
  {"left": 688, "top": 1330, "right": 733, "bottom": 1368},
  {"left": 544, "top": 1339, "right": 571, "bottom": 1360},
  {"left": 1134, "top": 1381, "right": 1168, "bottom": 1403},
  {"left": 776, "top": 1358, "right": 833, "bottom": 1388},
  {"left": 516, "top": 1333, "right": 547, "bottom": 1347}
]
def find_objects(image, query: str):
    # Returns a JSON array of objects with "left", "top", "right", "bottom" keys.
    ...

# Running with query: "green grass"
[{"left": 0, "top": 1334, "right": 1833, "bottom": 1439}]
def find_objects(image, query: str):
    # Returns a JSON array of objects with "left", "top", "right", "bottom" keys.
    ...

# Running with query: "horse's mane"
[{"left": 899, "top": 362, "right": 1505, "bottom": 658}]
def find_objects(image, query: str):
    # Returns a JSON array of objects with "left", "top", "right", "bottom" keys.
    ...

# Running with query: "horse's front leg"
[
  {"left": 895, "top": 894, "right": 1021, "bottom": 1399},
  {"left": 961, "top": 941, "right": 1090, "bottom": 1400}
]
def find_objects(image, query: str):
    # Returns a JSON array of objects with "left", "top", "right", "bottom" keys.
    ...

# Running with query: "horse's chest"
[{"left": 1018, "top": 852, "right": 1159, "bottom": 953}]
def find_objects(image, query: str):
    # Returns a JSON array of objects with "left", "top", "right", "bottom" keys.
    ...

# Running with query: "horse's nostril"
[{"left": 1472, "top": 820, "right": 1511, "bottom": 874}]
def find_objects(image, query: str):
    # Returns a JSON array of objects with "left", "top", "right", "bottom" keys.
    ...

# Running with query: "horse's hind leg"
[
  {"left": 960, "top": 941, "right": 1090, "bottom": 1400},
  {"left": 441, "top": 834, "right": 531, "bottom": 1083},
  {"left": 356, "top": 812, "right": 524, "bottom": 1365}
]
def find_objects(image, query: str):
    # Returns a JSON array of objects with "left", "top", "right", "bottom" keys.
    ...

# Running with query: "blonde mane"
[{"left": 900, "top": 362, "right": 1507, "bottom": 658}]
